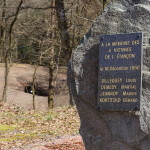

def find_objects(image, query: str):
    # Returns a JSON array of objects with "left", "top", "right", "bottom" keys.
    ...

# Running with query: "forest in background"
[
  {"left": 0, "top": 1, "right": 111, "bottom": 149},
  {"left": 0, "top": 0, "right": 106, "bottom": 109}
]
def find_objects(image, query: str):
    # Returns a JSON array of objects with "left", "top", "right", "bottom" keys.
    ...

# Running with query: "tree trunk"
[
  {"left": 2, "top": 52, "right": 9, "bottom": 102},
  {"left": 1, "top": 0, "right": 23, "bottom": 102},
  {"left": 55, "top": 0, "right": 71, "bottom": 62},
  {"left": 48, "top": 53, "right": 54, "bottom": 109},
  {"left": 48, "top": 0, "right": 55, "bottom": 109},
  {"left": 1, "top": 0, "right": 7, "bottom": 102},
  {"left": 55, "top": 0, "right": 74, "bottom": 106},
  {"left": 32, "top": 65, "right": 38, "bottom": 110},
  {"left": 0, "top": 0, "right": 6, "bottom": 63}
]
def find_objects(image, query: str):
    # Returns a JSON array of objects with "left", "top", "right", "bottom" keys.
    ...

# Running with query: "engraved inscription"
[{"left": 98, "top": 33, "right": 142, "bottom": 111}]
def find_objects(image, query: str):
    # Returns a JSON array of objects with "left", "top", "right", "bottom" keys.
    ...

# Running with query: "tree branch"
[{"left": 9, "top": 0, "right": 23, "bottom": 44}]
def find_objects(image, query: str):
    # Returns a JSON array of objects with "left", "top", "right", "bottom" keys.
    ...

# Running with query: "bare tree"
[
  {"left": 0, "top": 0, "right": 104, "bottom": 107},
  {"left": 1, "top": 0, "right": 23, "bottom": 102},
  {"left": 47, "top": 0, "right": 55, "bottom": 109},
  {"left": 32, "top": 65, "right": 38, "bottom": 110},
  {"left": 55, "top": 0, "right": 71, "bottom": 62}
]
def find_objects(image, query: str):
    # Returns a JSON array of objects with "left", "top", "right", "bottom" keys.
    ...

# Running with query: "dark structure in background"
[
  {"left": 24, "top": 84, "right": 48, "bottom": 96},
  {"left": 24, "top": 85, "right": 33, "bottom": 94}
]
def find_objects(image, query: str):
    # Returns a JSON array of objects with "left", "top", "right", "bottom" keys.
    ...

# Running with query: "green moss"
[
  {"left": 0, "top": 125, "right": 16, "bottom": 131},
  {"left": 0, "top": 138, "right": 13, "bottom": 142},
  {"left": 0, "top": 133, "right": 38, "bottom": 142}
]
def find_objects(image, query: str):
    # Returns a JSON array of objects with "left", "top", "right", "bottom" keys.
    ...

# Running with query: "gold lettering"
[
  {"left": 112, "top": 41, "right": 130, "bottom": 46},
  {"left": 101, "top": 85, "right": 117, "bottom": 90},
  {"left": 100, "top": 67, "right": 104, "bottom": 71},
  {"left": 117, "top": 53, "right": 135, "bottom": 59},
  {"left": 105, "top": 55, "right": 110, "bottom": 59},
  {"left": 100, "top": 91, "right": 118, "bottom": 96},
  {"left": 126, "top": 78, "right": 136, "bottom": 83},
  {"left": 99, "top": 98, "right": 121, "bottom": 102},
  {"left": 101, "top": 78, "right": 123, "bottom": 84},
  {"left": 123, "top": 91, "right": 137, "bottom": 96},
  {"left": 108, "top": 49, "right": 112, "bottom": 52},
  {"left": 121, "top": 84, "right": 136, "bottom": 90},
  {"left": 130, "top": 65, "right": 140, "bottom": 70},
  {"left": 109, "top": 66, "right": 129, "bottom": 71},
  {"left": 101, "top": 43, "right": 104, "bottom": 46},
  {"left": 132, "top": 40, "right": 140, "bottom": 45},
  {"left": 104, "top": 67, "right": 109, "bottom": 71},
  {"left": 123, "top": 98, "right": 138, "bottom": 102},
  {"left": 106, "top": 42, "right": 111, "bottom": 46},
  {"left": 114, "top": 47, "right": 132, "bottom": 52}
]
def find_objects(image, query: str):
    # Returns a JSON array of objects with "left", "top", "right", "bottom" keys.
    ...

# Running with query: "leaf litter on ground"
[{"left": 0, "top": 102, "right": 81, "bottom": 150}]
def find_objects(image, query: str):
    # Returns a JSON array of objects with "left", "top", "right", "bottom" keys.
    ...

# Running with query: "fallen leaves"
[
  {"left": 0, "top": 103, "right": 82, "bottom": 149},
  {"left": 44, "top": 135, "right": 85, "bottom": 150}
]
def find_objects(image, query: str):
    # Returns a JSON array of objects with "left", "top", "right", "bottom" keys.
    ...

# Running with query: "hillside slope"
[{"left": 0, "top": 64, "right": 69, "bottom": 111}]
